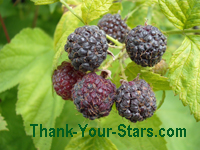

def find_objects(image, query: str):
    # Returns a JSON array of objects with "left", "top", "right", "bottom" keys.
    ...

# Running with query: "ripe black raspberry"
[
  {"left": 126, "top": 25, "right": 167, "bottom": 67},
  {"left": 98, "top": 13, "right": 129, "bottom": 44},
  {"left": 114, "top": 77, "right": 157, "bottom": 123},
  {"left": 72, "top": 73, "right": 116, "bottom": 120},
  {"left": 52, "top": 61, "right": 86, "bottom": 100},
  {"left": 65, "top": 25, "right": 108, "bottom": 72}
]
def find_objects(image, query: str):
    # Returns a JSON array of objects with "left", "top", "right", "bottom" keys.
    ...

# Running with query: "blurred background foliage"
[{"left": 0, "top": 0, "right": 199, "bottom": 150}]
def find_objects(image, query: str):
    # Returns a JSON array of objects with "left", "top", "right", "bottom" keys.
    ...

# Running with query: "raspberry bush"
[{"left": 0, "top": 0, "right": 200, "bottom": 150}]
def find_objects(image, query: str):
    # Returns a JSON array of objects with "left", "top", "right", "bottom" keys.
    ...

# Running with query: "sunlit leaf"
[
  {"left": 0, "top": 28, "right": 65, "bottom": 149},
  {"left": 81, "top": 0, "right": 113, "bottom": 24},
  {"left": 31, "top": 0, "right": 58, "bottom": 5},
  {"left": 65, "top": 128, "right": 118, "bottom": 150},
  {"left": 168, "top": 35, "right": 200, "bottom": 121},
  {"left": 53, "top": 5, "right": 83, "bottom": 69},
  {"left": 0, "top": 114, "right": 8, "bottom": 131},
  {"left": 100, "top": 112, "right": 167, "bottom": 150},
  {"left": 159, "top": 0, "right": 200, "bottom": 30}
]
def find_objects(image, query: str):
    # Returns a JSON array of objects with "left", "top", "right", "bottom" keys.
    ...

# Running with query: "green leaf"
[
  {"left": 168, "top": 35, "right": 200, "bottom": 121},
  {"left": 51, "top": 102, "right": 97, "bottom": 150},
  {"left": 100, "top": 112, "right": 167, "bottom": 150},
  {"left": 49, "top": 2, "right": 58, "bottom": 13},
  {"left": 159, "top": 0, "right": 200, "bottom": 30},
  {"left": 0, "top": 87, "right": 36, "bottom": 150},
  {"left": 108, "top": 2, "right": 123, "bottom": 14},
  {"left": 65, "top": 0, "right": 82, "bottom": 5},
  {"left": 31, "top": 0, "right": 58, "bottom": 5},
  {"left": 156, "top": 90, "right": 200, "bottom": 150},
  {"left": 64, "top": 128, "right": 118, "bottom": 150},
  {"left": 125, "top": 62, "right": 171, "bottom": 91},
  {"left": 0, "top": 0, "right": 17, "bottom": 18},
  {"left": 0, "top": 28, "right": 65, "bottom": 149},
  {"left": 0, "top": 0, "right": 4, "bottom": 5},
  {"left": 53, "top": 5, "right": 83, "bottom": 69},
  {"left": 0, "top": 28, "right": 52, "bottom": 93},
  {"left": 81, "top": 0, "right": 113, "bottom": 24},
  {"left": 0, "top": 114, "right": 8, "bottom": 131}
]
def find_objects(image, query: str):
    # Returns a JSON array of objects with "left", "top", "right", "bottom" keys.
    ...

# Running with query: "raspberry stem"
[
  {"left": 124, "top": 5, "right": 142, "bottom": 22},
  {"left": 0, "top": 15, "right": 10, "bottom": 43},
  {"left": 146, "top": 5, "right": 153, "bottom": 25},
  {"left": 102, "top": 49, "right": 126, "bottom": 69},
  {"left": 106, "top": 35, "right": 124, "bottom": 46},
  {"left": 60, "top": 0, "right": 86, "bottom": 25}
]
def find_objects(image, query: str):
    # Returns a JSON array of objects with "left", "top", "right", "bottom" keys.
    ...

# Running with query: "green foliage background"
[{"left": 0, "top": 0, "right": 200, "bottom": 150}]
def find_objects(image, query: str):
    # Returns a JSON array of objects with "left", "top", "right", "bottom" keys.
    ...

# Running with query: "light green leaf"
[
  {"left": 156, "top": 90, "right": 200, "bottom": 150},
  {"left": 168, "top": 35, "right": 200, "bottom": 121},
  {"left": 108, "top": 2, "right": 123, "bottom": 14},
  {"left": 81, "top": 0, "right": 113, "bottom": 24},
  {"left": 159, "top": 0, "right": 200, "bottom": 30},
  {"left": 64, "top": 128, "right": 118, "bottom": 150},
  {"left": 54, "top": 4, "right": 82, "bottom": 47},
  {"left": 31, "top": 0, "right": 58, "bottom": 5},
  {"left": 100, "top": 112, "right": 167, "bottom": 150},
  {"left": 0, "top": 28, "right": 52, "bottom": 93},
  {"left": 65, "top": 0, "right": 82, "bottom": 5},
  {"left": 53, "top": 5, "right": 83, "bottom": 69},
  {"left": 51, "top": 102, "right": 97, "bottom": 150},
  {"left": 0, "top": 28, "right": 65, "bottom": 149},
  {"left": 0, "top": 114, "right": 8, "bottom": 131},
  {"left": 125, "top": 62, "right": 171, "bottom": 91}
]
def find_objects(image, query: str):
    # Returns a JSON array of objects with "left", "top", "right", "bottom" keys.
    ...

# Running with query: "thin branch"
[
  {"left": 108, "top": 44, "right": 123, "bottom": 49},
  {"left": 60, "top": 0, "right": 85, "bottom": 25},
  {"left": 13, "top": 0, "right": 21, "bottom": 6},
  {"left": 146, "top": 5, "right": 153, "bottom": 25},
  {"left": 32, "top": 6, "right": 39, "bottom": 28},
  {"left": 124, "top": 5, "right": 141, "bottom": 22},
  {"left": 0, "top": 15, "right": 10, "bottom": 43},
  {"left": 102, "top": 50, "right": 126, "bottom": 69},
  {"left": 106, "top": 35, "right": 124, "bottom": 46}
]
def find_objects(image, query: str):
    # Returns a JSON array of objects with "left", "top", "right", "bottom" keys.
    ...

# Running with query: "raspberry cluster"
[{"left": 52, "top": 13, "right": 164, "bottom": 122}]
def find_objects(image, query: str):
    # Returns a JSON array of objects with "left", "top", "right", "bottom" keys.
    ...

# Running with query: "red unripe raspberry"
[{"left": 52, "top": 61, "right": 86, "bottom": 100}]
